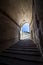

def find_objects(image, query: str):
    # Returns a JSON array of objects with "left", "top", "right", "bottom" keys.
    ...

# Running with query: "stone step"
[
  {"left": 0, "top": 53, "right": 43, "bottom": 62},
  {"left": 0, "top": 57, "right": 42, "bottom": 65},
  {"left": 6, "top": 48, "right": 40, "bottom": 52},
  {"left": 2, "top": 50, "right": 41, "bottom": 56},
  {"left": 10, "top": 46, "right": 37, "bottom": 49}
]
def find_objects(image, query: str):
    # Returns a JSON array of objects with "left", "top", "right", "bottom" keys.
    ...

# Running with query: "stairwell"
[{"left": 0, "top": 40, "right": 43, "bottom": 65}]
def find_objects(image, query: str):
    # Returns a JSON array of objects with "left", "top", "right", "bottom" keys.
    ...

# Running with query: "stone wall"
[
  {"left": 0, "top": 12, "right": 20, "bottom": 52},
  {"left": 34, "top": 0, "right": 43, "bottom": 48},
  {"left": 30, "top": 0, "right": 43, "bottom": 56},
  {"left": 30, "top": 0, "right": 43, "bottom": 46}
]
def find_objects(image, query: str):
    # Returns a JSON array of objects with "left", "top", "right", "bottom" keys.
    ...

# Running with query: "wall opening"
[{"left": 20, "top": 23, "right": 31, "bottom": 40}]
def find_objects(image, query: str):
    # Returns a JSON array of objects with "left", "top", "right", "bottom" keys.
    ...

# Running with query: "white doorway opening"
[{"left": 20, "top": 23, "right": 31, "bottom": 40}]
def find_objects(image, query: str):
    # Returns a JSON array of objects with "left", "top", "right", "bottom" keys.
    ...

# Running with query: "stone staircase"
[{"left": 0, "top": 40, "right": 43, "bottom": 65}]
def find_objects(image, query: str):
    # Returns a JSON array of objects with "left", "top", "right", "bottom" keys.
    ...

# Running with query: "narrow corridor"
[
  {"left": 0, "top": 40, "right": 43, "bottom": 65},
  {"left": 0, "top": 0, "right": 43, "bottom": 65}
]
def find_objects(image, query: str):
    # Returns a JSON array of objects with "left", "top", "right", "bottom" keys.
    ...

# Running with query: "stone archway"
[{"left": 20, "top": 23, "right": 31, "bottom": 40}]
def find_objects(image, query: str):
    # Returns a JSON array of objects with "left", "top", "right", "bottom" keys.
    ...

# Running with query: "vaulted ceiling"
[{"left": 0, "top": 0, "right": 32, "bottom": 26}]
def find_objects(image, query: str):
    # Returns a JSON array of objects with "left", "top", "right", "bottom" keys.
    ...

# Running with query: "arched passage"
[{"left": 20, "top": 23, "right": 31, "bottom": 40}]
